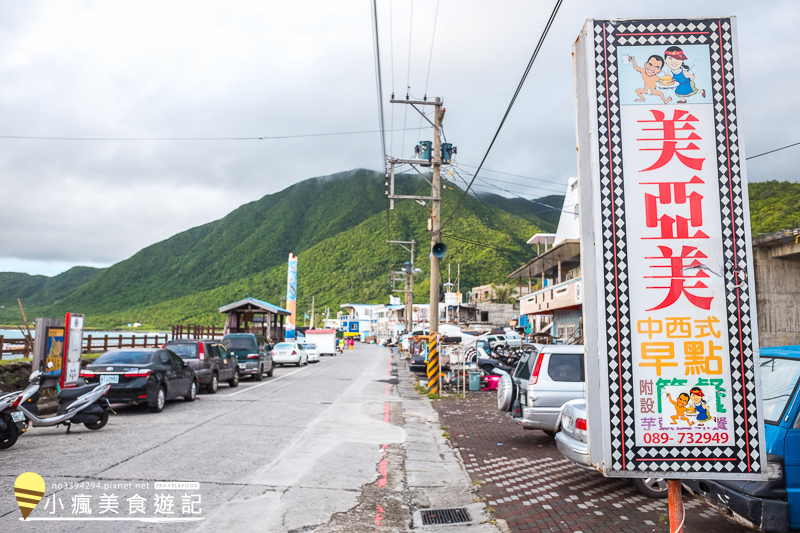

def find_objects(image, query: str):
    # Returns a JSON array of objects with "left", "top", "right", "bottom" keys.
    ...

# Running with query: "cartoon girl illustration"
[
  {"left": 689, "top": 387, "right": 716, "bottom": 425},
  {"left": 664, "top": 46, "right": 706, "bottom": 103}
]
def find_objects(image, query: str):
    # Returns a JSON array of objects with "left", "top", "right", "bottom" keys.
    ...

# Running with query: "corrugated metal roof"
[{"left": 218, "top": 297, "right": 291, "bottom": 316}]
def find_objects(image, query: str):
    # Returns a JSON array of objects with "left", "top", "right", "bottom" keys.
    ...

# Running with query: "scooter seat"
[{"left": 58, "top": 384, "right": 99, "bottom": 400}]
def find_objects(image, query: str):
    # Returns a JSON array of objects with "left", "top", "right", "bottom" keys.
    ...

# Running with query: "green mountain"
[
  {"left": 0, "top": 267, "right": 103, "bottom": 308},
  {"left": 748, "top": 180, "right": 800, "bottom": 235},
  {"left": 477, "top": 193, "right": 563, "bottom": 232},
  {"left": 1, "top": 169, "right": 550, "bottom": 328}
]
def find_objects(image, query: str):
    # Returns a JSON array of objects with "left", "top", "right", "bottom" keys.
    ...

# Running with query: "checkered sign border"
[{"left": 592, "top": 18, "right": 761, "bottom": 474}]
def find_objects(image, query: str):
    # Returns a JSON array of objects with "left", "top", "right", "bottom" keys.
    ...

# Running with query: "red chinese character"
[
  {"left": 642, "top": 176, "right": 708, "bottom": 239},
  {"left": 645, "top": 245, "right": 714, "bottom": 311},
  {"left": 637, "top": 109, "right": 704, "bottom": 172}
]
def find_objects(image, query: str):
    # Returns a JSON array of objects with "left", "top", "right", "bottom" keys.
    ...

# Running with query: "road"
[{"left": 0, "top": 344, "right": 423, "bottom": 531}]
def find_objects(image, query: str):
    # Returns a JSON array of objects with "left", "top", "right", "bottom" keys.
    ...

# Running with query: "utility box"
[
  {"left": 441, "top": 143, "right": 455, "bottom": 163},
  {"left": 418, "top": 140, "right": 432, "bottom": 161}
]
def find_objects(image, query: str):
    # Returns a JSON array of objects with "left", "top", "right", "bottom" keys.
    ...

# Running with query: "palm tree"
[{"left": 491, "top": 284, "right": 516, "bottom": 304}]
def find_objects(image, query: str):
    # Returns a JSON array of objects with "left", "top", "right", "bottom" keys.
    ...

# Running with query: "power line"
[
  {"left": 400, "top": 0, "right": 415, "bottom": 158},
  {"left": 441, "top": 232, "right": 526, "bottom": 255},
  {"left": 747, "top": 141, "right": 800, "bottom": 161},
  {"left": 389, "top": 0, "right": 396, "bottom": 156},
  {"left": 370, "top": 0, "right": 387, "bottom": 168},
  {"left": 0, "top": 127, "right": 426, "bottom": 142},
  {"left": 445, "top": 0, "right": 564, "bottom": 223},
  {"left": 458, "top": 162, "right": 569, "bottom": 188},
  {"left": 423, "top": 0, "right": 441, "bottom": 97}
]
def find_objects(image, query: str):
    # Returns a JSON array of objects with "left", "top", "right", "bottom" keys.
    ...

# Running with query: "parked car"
[
  {"left": 503, "top": 331, "right": 523, "bottom": 348},
  {"left": 272, "top": 342, "right": 309, "bottom": 367},
  {"left": 302, "top": 343, "right": 320, "bottom": 363},
  {"left": 163, "top": 339, "right": 239, "bottom": 392},
  {"left": 221, "top": 333, "right": 274, "bottom": 381},
  {"left": 555, "top": 399, "right": 668, "bottom": 498},
  {"left": 81, "top": 348, "right": 198, "bottom": 413},
  {"left": 497, "top": 344, "right": 585, "bottom": 434},
  {"left": 482, "top": 333, "right": 507, "bottom": 350},
  {"left": 684, "top": 345, "right": 800, "bottom": 532}
]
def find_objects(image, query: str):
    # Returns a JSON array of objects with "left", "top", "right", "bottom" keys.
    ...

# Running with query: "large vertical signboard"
[
  {"left": 286, "top": 253, "right": 298, "bottom": 340},
  {"left": 574, "top": 18, "right": 766, "bottom": 479}
]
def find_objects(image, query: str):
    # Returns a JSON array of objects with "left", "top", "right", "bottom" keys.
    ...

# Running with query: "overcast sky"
[{"left": 1, "top": 0, "right": 798, "bottom": 277}]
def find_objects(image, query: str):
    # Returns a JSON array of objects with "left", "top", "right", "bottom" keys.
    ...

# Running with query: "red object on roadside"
[{"left": 481, "top": 375, "right": 502, "bottom": 391}]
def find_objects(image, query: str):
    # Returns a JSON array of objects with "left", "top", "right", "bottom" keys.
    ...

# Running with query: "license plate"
[
  {"left": 11, "top": 411, "right": 25, "bottom": 422},
  {"left": 100, "top": 375, "right": 119, "bottom": 384},
  {"left": 238, "top": 363, "right": 246, "bottom": 369}
]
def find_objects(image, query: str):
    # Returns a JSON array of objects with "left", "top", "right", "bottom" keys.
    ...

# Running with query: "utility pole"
[
  {"left": 386, "top": 95, "right": 450, "bottom": 395},
  {"left": 429, "top": 97, "right": 443, "bottom": 337},
  {"left": 388, "top": 240, "right": 415, "bottom": 333},
  {"left": 311, "top": 296, "right": 315, "bottom": 328}
]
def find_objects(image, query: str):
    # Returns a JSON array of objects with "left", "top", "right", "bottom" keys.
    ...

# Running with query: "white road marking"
[{"left": 225, "top": 364, "right": 312, "bottom": 397}]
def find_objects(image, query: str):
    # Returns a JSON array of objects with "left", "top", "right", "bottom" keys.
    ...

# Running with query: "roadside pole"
[
  {"left": 668, "top": 481, "right": 684, "bottom": 533},
  {"left": 430, "top": 97, "right": 442, "bottom": 394}
]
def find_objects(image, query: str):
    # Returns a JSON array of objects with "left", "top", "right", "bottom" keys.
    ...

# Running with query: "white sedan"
[
  {"left": 301, "top": 343, "right": 320, "bottom": 363},
  {"left": 271, "top": 342, "right": 309, "bottom": 367}
]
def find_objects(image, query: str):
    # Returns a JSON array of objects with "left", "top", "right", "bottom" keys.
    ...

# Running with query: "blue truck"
[{"left": 684, "top": 345, "right": 800, "bottom": 532}]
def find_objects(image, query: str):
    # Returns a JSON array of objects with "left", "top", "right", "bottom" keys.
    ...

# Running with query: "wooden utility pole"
[
  {"left": 388, "top": 240, "right": 415, "bottom": 334},
  {"left": 430, "top": 97, "right": 443, "bottom": 337}
]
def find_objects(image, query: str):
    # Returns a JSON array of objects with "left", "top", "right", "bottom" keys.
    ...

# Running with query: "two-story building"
[{"left": 508, "top": 177, "right": 583, "bottom": 344}]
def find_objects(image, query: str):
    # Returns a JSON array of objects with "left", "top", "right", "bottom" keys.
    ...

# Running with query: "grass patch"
[{"left": 0, "top": 357, "right": 32, "bottom": 366}]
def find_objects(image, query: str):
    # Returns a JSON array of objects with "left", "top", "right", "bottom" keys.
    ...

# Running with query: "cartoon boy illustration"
[
  {"left": 688, "top": 387, "right": 716, "bottom": 425},
  {"left": 664, "top": 46, "right": 706, "bottom": 103},
  {"left": 666, "top": 392, "right": 694, "bottom": 426},
  {"left": 630, "top": 55, "right": 672, "bottom": 104}
]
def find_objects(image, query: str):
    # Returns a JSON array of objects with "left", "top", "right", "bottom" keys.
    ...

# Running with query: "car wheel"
[
  {"left": 149, "top": 385, "right": 166, "bottom": 413},
  {"left": 631, "top": 477, "right": 669, "bottom": 498},
  {"left": 206, "top": 373, "right": 219, "bottom": 394},
  {"left": 84, "top": 408, "right": 110, "bottom": 430},
  {"left": 266, "top": 365, "right": 274, "bottom": 377},
  {"left": 184, "top": 380, "right": 198, "bottom": 402},
  {"left": 0, "top": 419, "right": 20, "bottom": 449},
  {"left": 253, "top": 366, "right": 264, "bottom": 381},
  {"left": 481, "top": 364, "right": 495, "bottom": 375},
  {"left": 228, "top": 370, "right": 240, "bottom": 388}
]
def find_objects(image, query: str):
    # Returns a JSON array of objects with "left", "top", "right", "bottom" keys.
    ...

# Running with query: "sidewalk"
[
  {"left": 430, "top": 389, "right": 756, "bottom": 533},
  {"left": 396, "top": 351, "right": 506, "bottom": 532}
]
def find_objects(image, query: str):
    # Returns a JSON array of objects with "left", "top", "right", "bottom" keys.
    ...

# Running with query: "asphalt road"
[{"left": 0, "top": 344, "right": 406, "bottom": 532}]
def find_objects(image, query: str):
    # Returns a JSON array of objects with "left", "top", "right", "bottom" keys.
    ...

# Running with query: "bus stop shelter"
[{"left": 219, "top": 297, "right": 291, "bottom": 342}]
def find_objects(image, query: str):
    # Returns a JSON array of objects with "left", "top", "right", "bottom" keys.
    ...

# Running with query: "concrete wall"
[
  {"left": 475, "top": 303, "right": 519, "bottom": 327},
  {"left": 753, "top": 245, "right": 800, "bottom": 347}
]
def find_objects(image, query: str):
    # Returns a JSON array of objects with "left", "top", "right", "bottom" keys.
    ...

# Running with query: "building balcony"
[{"left": 520, "top": 278, "right": 583, "bottom": 315}]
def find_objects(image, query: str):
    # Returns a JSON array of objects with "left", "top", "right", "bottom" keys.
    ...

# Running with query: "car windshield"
[
  {"left": 761, "top": 357, "right": 800, "bottom": 424},
  {"left": 306, "top": 344, "right": 316, "bottom": 349},
  {"left": 166, "top": 343, "right": 198, "bottom": 358},
  {"left": 94, "top": 350, "right": 153, "bottom": 365},
  {"left": 222, "top": 338, "right": 257, "bottom": 352},
  {"left": 274, "top": 343, "right": 294, "bottom": 349}
]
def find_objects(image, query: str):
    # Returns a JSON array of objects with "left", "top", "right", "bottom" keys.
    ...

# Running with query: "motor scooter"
[
  {"left": 16, "top": 371, "right": 113, "bottom": 434},
  {"left": 0, "top": 390, "right": 29, "bottom": 449}
]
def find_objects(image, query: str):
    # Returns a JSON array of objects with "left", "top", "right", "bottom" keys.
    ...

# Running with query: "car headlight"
[{"left": 767, "top": 461, "right": 783, "bottom": 480}]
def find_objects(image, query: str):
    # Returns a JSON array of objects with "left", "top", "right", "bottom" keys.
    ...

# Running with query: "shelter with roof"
[{"left": 219, "top": 297, "right": 291, "bottom": 341}]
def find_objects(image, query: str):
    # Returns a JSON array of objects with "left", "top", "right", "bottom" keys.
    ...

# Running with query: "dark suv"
[
  {"left": 221, "top": 333, "right": 274, "bottom": 381},
  {"left": 163, "top": 339, "right": 239, "bottom": 392}
]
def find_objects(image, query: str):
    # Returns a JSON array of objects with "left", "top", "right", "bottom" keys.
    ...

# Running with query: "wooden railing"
[
  {"left": 171, "top": 325, "right": 224, "bottom": 340},
  {"left": 0, "top": 336, "right": 34, "bottom": 359},
  {"left": 1, "top": 333, "right": 170, "bottom": 359},
  {"left": 83, "top": 334, "right": 168, "bottom": 353}
]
